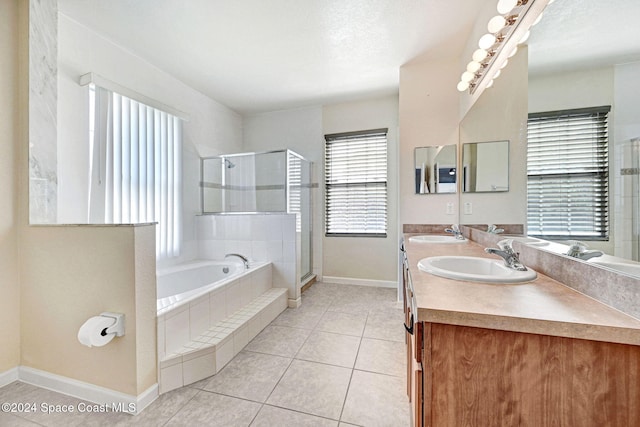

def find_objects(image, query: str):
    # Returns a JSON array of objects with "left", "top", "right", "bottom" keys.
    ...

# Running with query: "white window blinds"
[
  {"left": 89, "top": 85, "right": 182, "bottom": 258},
  {"left": 324, "top": 129, "right": 388, "bottom": 237},
  {"left": 527, "top": 106, "right": 610, "bottom": 240}
]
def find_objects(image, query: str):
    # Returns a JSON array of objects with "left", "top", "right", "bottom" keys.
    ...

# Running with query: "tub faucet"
[
  {"left": 565, "top": 241, "right": 603, "bottom": 261},
  {"left": 444, "top": 224, "right": 465, "bottom": 240},
  {"left": 487, "top": 224, "right": 504, "bottom": 234},
  {"left": 485, "top": 239, "right": 528, "bottom": 271},
  {"left": 225, "top": 253, "right": 249, "bottom": 269}
]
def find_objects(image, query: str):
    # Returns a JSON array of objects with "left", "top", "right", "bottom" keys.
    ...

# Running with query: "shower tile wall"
[{"left": 196, "top": 214, "right": 299, "bottom": 302}]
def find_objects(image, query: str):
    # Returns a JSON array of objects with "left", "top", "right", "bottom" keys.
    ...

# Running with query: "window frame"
[{"left": 324, "top": 128, "right": 388, "bottom": 238}]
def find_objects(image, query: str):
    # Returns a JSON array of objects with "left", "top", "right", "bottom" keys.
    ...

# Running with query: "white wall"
[
  {"left": 243, "top": 106, "right": 324, "bottom": 279},
  {"left": 399, "top": 58, "right": 460, "bottom": 225},
  {"left": 322, "top": 96, "right": 399, "bottom": 284},
  {"left": 0, "top": 0, "right": 21, "bottom": 375},
  {"left": 459, "top": 48, "right": 528, "bottom": 226},
  {"left": 57, "top": 15, "right": 244, "bottom": 267}
]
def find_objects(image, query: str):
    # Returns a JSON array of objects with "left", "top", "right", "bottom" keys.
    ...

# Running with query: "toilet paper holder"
[{"left": 100, "top": 312, "right": 125, "bottom": 337}]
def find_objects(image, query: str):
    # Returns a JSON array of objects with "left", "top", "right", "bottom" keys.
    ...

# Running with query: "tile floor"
[{"left": 0, "top": 282, "right": 410, "bottom": 426}]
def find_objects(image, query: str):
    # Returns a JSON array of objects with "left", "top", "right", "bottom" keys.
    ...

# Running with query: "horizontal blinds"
[
  {"left": 527, "top": 107, "right": 610, "bottom": 239},
  {"left": 325, "top": 129, "right": 388, "bottom": 236}
]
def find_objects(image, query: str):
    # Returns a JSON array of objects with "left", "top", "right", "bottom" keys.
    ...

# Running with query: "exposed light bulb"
[
  {"left": 472, "top": 48, "right": 488, "bottom": 62},
  {"left": 461, "top": 71, "right": 475, "bottom": 83},
  {"left": 500, "top": 59, "right": 509, "bottom": 69},
  {"left": 486, "top": 79, "right": 494, "bottom": 88},
  {"left": 467, "top": 61, "right": 481, "bottom": 73},
  {"left": 497, "top": 0, "right": 518, "bottom": 14},
  {"left": 493, "top": 69, "right": 502, "bottom": 79},
  {"left": 508, "top": 46, "right": 518, "bottom": 58},
  {"left": 519, "top": 30, "right": 531, "bottom": 44},
  {"left": 457, "top": 81, "right": 470, "bottom": 92},
  {"left": 478, "top": 33, "right": 497, "bottom": 50},
  {"left": 487, "top": 16, "right": 507, "bottom": 33}
]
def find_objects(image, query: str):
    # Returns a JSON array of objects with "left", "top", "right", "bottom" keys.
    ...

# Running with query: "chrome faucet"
[
  {"left": 225, "top": 253, "right": 249, "bottom": 269},
  {"left": 565, "top": 241, "right": 603, "bottom": 261},
  {"left": 487, "top": 224, "right": 504, "bottom": 234},
  {"left": 485, "top": 239, "right": 528, "bottom": 271},
  {"left": 444, "top": 224, "right": 465, "bottom": 240}
]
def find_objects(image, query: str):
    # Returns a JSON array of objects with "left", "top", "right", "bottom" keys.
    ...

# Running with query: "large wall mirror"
[
  {"left": 526, "top": 0, "right": 640, "bottom": 270},
  {"left": 462, "top": 141, "right": 509, "bottom": 193},
  {"left": 459, "top": 0, "right": 640, "bottom": 276},
  {"left": 414, "top": 145, "right": 457, "bottom": 194}
]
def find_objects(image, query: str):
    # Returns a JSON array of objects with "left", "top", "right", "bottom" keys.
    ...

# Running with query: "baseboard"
[
  {"left": 0, "top": 367, "right": 19, "bottom": 388},
  {"left": 17, "top": 366, "right": 158, "bottom": 415},
  {"left": 321, "top": 276, "right": 398, "bottom": 289}
]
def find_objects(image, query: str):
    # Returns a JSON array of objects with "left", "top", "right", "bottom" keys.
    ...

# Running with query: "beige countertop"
[{"left": 404, "top": 234, "right": 640, "bottom": 346}]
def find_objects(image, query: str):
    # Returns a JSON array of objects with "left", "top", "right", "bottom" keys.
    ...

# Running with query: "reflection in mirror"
[
  {"left": 528, "top": 0, "right": 640, "bottom": 263},
  {"left": 462, "top": 141, "right": 509, "bottom": 193},
  {"left": 414, "top": 145, "right": 457, "bottom": 194}
]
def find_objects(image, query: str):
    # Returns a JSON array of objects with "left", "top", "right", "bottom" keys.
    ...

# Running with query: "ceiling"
[
  {"left": 58, "top": 1, "right": 640, "bottom": 114},
  {"left": 58, "top": 0, "right": 485, "bottom": 114},
  {"left": 528, "top": 0, "right": 640, "bottom": 76}
]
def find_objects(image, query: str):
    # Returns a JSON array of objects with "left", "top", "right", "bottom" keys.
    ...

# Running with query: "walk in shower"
[{"left": 201, "top": 150, "right": 313, "bottom": 281}]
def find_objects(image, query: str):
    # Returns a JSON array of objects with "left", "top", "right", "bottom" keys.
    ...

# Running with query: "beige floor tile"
[
  {"left": 315, "top": 311, "right": 367, "bottom": 337},
  {"left": 363, "top": 309, "right": 405, "bottom": 343},
  {"left": 0, "top": 412, "right": 41, "bottom": 426},
  {"left": 203, "top": 351, "right": 291, "bottom": 402},
  {"left": 251, "top": 405, "right": 338, "bottom": 426},
  {"left": 245, "top": 325, "right": 311, "bottom": 357},
  {"left": 271, "top": 305, "right": 326, "bottom": 329},
  {"left": 355, "top": 338, "right": 406, "bottom": 377},
  {"left": 266, "top": 359, "right": 352, "bottom": 420},
  {"left": 341, "top": 370, "right": 410, "bottom": 427},
  {"left": 164, "top": 390, "right": 260, "bottom": 426},
  {"left": 295, "top": 331, "right": 361, "bottom": 368}
]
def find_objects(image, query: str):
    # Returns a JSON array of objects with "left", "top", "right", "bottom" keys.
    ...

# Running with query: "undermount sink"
[
  {"left": 409, "top": 235, "right": 467, "bottom": 244},
  {"left": 590, "top": 261, "right": 640, "bottom": 277},
  {"left": 418, "top": 256, "right": 537, "bottom": 284}
]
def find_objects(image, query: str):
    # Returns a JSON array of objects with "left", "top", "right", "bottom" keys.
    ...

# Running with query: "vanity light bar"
[{"left": 457, "top": 0, "right": 550, "bottom": 94}]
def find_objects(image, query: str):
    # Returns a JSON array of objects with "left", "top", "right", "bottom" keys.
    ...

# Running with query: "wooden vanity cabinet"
[{"left": 418, "top": 322, "right": 640, "bottom": 426}]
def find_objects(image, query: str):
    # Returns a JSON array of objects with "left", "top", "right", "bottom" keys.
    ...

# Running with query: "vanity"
[{"left": 402, "top": 229, "right": 640, "bottom": 426}]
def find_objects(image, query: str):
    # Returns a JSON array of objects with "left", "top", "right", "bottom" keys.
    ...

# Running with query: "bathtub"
[
  {"left": 156, "top": 259, "right": 288, "bottom": 393},
  {"left": 157, "top": 260, "right": 246, "bottom": 312}
]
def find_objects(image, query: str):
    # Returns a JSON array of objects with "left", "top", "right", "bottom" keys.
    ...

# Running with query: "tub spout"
[{"left": 225, "top": 253, "right": 249, "bottom": 269}]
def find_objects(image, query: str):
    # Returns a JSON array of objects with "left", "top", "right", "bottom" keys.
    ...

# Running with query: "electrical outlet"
[
  {"left": 464, "top": 202, "right": 473, "bottom": 215},
  {"left": 446, "top": 202, "right": 454, "bottom": 215}
]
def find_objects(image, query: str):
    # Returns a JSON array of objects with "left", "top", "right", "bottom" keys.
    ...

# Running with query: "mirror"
[
  {"left": 459, "top": 0, "right": 640, "bottom": 275},
  {"left": 414, "top": 145, "right": 457, "bottom": 194},
  {"left": 526, "top": 0, "right": 640, "bottom": 265},
  {"left": 462, "top": 141, "right": 509, "bottom": 193}
]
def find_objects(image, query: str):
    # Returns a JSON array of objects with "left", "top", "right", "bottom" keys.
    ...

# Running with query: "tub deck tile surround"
[{"left": 159, "top": 288, "right": 288, "bottom": 393}]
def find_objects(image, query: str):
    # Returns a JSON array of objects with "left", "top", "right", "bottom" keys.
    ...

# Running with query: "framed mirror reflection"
[
  {"left": 462, "top": 140, "right": 509, "bottom": 193},
  {"left": 414, "top": 145, "right": 457, "bottom": 194}
]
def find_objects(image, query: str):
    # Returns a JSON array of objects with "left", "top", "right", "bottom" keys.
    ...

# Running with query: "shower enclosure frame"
[{"left": 199, "top": 149, "right": 314, "bottom": 281}]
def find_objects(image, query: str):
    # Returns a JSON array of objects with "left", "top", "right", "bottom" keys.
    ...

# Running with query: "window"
[
  {"left": 89, "top": 85, "right": 182, "bottom": 258},
  {"left": 527, "top": 106, "right": 610, "bottom": 240},
  {"left": 324, "top": 129, "right": 388, "bottom": 237}
]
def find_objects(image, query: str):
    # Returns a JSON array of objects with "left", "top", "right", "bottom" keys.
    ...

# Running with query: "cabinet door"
[{"left": 410, "top": 322, "right": 424, "bottom": 427}]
